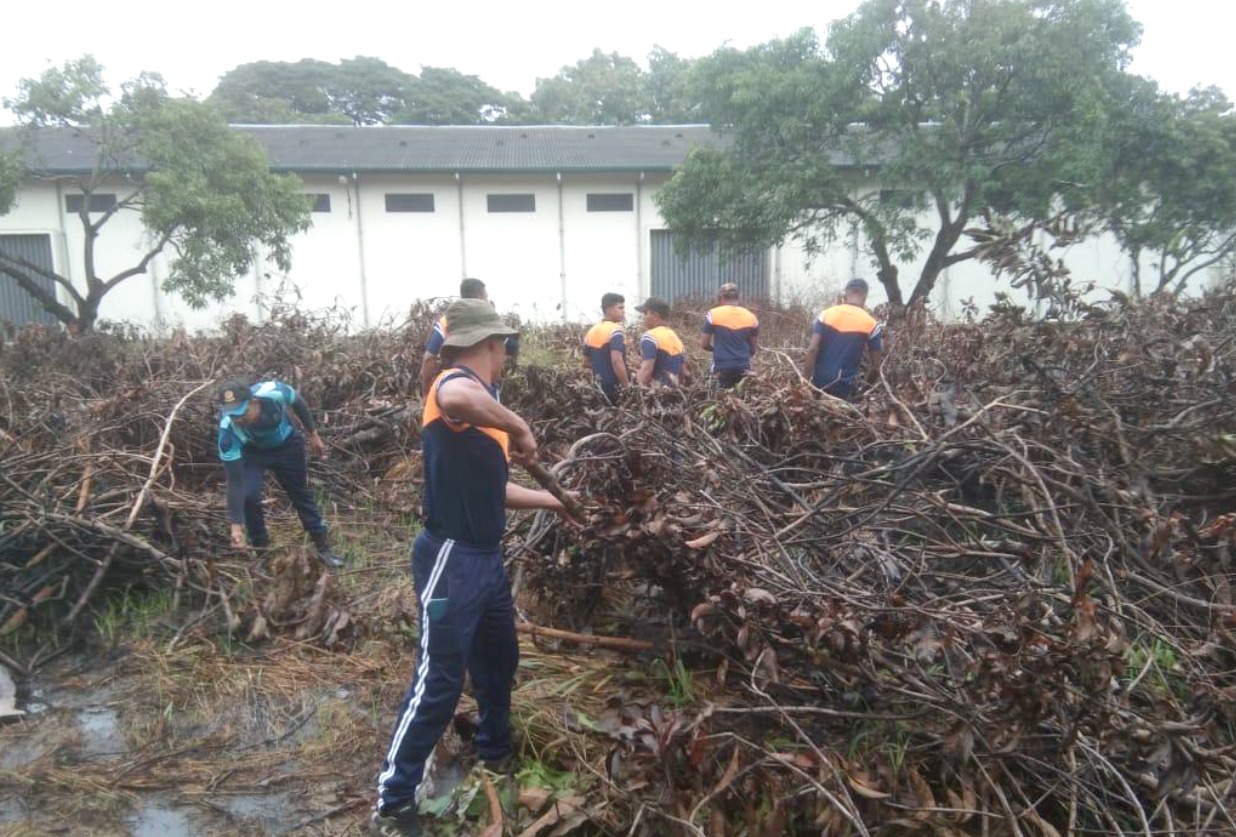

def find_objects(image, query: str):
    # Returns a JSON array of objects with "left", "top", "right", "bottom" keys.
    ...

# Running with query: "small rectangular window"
[
  {"left": 487, "top": 194, "right": 536, "bottom": 213},
  {"left": 586, "top": 193, "right": 634, "bottom": 212},
  {"left": 65, "top": 193, "right": 118, "bottom": 213},
  {"left": 309, "top": 194, "right": 331, "bottom": 212},
  {"left": 386, "top": 193, "right": 435, "bottom": 213},
  {"left": 878, "top": 189, "right": 917, "bottom": 209}
]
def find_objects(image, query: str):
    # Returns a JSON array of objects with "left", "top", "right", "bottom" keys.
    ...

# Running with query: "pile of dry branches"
[
  {"left": 2, "top": 290, "right": 1234, "bottom": 834},
  {"left": 507, "top": 292, "right": 1236, "bottom": 834}
]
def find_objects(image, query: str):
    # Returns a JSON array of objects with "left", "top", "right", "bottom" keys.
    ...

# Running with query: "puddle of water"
[
  {"left": 216, "top": 793, "right": 296, "bottom": 833},
  {"left": 77, "top": 705, "right": 124, "bottom": 757},
  {"left": 131, "top": 802, "right": 193, "bottom": 837},
  {"left": 0, "top": 737, "right": 50, "bottom": 771}
]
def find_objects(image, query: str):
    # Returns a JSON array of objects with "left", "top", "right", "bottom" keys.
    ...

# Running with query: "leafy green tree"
[
  {"left": 530, "top": 49, "right": 649, "bottom": 125},
  {"left": 646, "top": 47, "right": 700, "bottom": 124},
  {"left": 208, "top": 59, "right": 343, "bottom": 124},
  {"left": 2, "top": 57, "right": 310, "bottom": 331},
  {"left": 657, "top": 0, "right": 1142, "bottom": 306},
  {"left": 398, "top": 67, "right": 524, "bottom": 124},
  {"left": 1097, "top": 82, "right": 1236, "bottom": 296},
  {"left": 209, "top": 57, "right": 415, "bottom": 125}
]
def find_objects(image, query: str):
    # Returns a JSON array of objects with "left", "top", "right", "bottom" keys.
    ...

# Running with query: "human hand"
[
  {"left": 307, "top": 431, "right": 327, "bottom": 458},
  {"left": 508, "top": 425, "right": 538, "bottom": 465}
]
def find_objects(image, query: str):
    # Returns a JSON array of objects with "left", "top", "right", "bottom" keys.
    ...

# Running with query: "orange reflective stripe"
[
  {"left": 647, "top": 326, "right": 684, "bottom": 356},
  {"left": 820, "top": 304, "right": 877, "bottom": 335},
  {"left": 584, "top": 321, "right": 621, "bottom": 349},
  {"left": 708, "top": 305, "right": 758, "bottom": 330},
  {"left": 421, "top": 370, "right": 510, "bottom": 460}
]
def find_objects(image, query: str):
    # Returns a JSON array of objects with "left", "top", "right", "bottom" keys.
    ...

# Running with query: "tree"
[
  {"left": 397, "top": 67, "right": 523, "bottom": 124},
  {"left": 1097, "top": 82, "right": 1236, "bottom": 296},
  {"left": 209, "top": 57, "right": 416, "bottom": 125},
  {"left": 208, "top": 59, "right": 345, "bottom": 124},
  {"left": 646, "top": 47, "right": 700, "bottom": 124},
  {"left": 530, "top": 49, "right": 649, "bottom": 125},
  {"left": 656, "top": 0, "right": 1142, "bottom": 307},
  {"left": 1, "top": 57, "right": 311, "bottom": 332}
]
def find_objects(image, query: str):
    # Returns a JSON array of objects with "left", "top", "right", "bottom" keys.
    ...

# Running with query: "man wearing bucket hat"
[
  {"left": 216, "top": 379, "right": 344, "bottom": 569},
  {"left": 802, "top": 278, "right": 885, "bottom": 398},
  {"left": 372, "top": 298, "right": 572, "bottom": 836},
  {"left": 634, "top": 296, "right": 685, "bottom": 387}
]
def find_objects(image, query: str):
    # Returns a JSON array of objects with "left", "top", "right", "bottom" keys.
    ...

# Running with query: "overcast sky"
[{"left": 1, "top": 0, "right": 1230, "bottom": 111}]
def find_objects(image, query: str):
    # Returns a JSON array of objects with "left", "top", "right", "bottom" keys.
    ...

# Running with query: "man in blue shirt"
[
  {"left": 635, "top": 297, "right": 685, "bottom": 387},
  {"left": 582, "top": 292, "right": 629, "bottom": 403},
  {"left": 702, "top": 283, "right": 759, "bottom": 388},
  {"left": 802, "top": 278, "right": 885, "bottom": 398},
  {"left": 217, "top": 378, "right": 344, "bottom": 568},
  {"left": 419, "top": 278, "right": 519, "bottom": 397}
]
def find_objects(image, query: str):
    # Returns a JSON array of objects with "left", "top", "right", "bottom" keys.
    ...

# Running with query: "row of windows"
[
  {"left": 305, "top": 192, "right": 637, "bottom": 215},
  {"left": 66, "top": 192, "right": 637, "bottom": 216}
]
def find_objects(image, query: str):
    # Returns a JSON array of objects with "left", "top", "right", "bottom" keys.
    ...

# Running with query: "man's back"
[
  {"left": 704, "top": 304, "right": 759, "bottom": 370},
  {"left": 811, "top": 304, "right": 882, "bottom": 395}
]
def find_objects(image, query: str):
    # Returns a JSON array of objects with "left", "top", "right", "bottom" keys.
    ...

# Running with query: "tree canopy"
[
  {"left": 1, "top": 57, "right": 310, "bottom": 331},
  {"left": 657, "top": 0, "right": 1146, "bottom": 306}
]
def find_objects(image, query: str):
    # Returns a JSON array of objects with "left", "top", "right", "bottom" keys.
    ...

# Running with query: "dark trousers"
[
  {"left": 715, "top": 367, "right": 748, "bottom": 389},
  {"left": 241, "top": 434, "right": 326, "bottom": 546},
  {"left": 376, "top": 531, "right": 519, "bottom": 814}
]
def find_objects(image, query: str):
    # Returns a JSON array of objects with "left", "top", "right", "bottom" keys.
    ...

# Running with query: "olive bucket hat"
[{"left": 441, "top": 298, "right": 519, "bottom": 349}]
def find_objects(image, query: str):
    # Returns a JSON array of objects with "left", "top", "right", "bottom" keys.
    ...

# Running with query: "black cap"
[
  {"left": 635, "top": 296, "right": 670, "bottom": 317},
  {"left": 218, "top": 378, "right": 252, "bottom": 416}
]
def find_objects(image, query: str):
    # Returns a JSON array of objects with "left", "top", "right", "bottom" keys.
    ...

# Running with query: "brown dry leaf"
[
  {"left": 907, "top": 767, "right": 937, "bottom": 819},
  {"left": 517, "top": 795, "right": 585, "bottom": 837},
  {"left": 685, "top": 530, "right": 722, "bottom": 549},
  {"left": 519, "top": 787, "right": 553, "bottom": 814},
  {"left": 847, "top": 774, "right": 891, "bottom": 799}
]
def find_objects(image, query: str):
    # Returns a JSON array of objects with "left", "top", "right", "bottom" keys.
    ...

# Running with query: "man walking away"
[
  {"left": 634, "top": 297, "right": 684, "bottom": 388},
  {"left": 702, "top": 282, "right": 759, "bottom": 389},
  {"left": 372, "top": 299, "right": 571, "bottom": 836},
  {"left": 419, "top": 278, "right": 518, "bottom": 397},
  {"left": 217, "top": 379, "right": 344, "bottom": 568},
  {"left": 802, "top": 278, "right": 884, "bottom": 398},
  {"left": 582, "top": 292, "right": 629, "bottom": 403}
]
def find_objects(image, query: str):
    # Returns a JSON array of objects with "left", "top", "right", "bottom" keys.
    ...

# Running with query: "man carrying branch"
[{"left": 372, "top": 299, "right": 574, "bottom": 836}]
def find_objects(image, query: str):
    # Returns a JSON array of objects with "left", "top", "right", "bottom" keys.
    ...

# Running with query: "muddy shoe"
[
  {"left": 369, "top": 803, "right": 421, "bottom": 836},
  {"left": 310, "top": 532, "right": 345, "bottom": 569}
]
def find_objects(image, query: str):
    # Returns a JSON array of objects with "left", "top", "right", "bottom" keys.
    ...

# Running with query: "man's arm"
[
  {"left": 419, "top": 353, "right": 440, "bottom": 398},
  {"left": 866, "top": 348, "right": 885, "bottom": 385},
  {"left": 219, "top": 427, "right": 248, "bottom": 547},
  {"left": 287, "top": 392, "right": 326, "bottom": 456},
  {"left": 436, "top": 375, "right": 538, "bottom": 462},
  {"left": 802, "top": 333, "right": 823, "bottom": 380},
  {"left": 611, "top": 350, "right": 630, "bottom": 386},
  {"left": 748, "top": 332, "right": 759, "bottom": 356},
  {"left": 636, "top": 358, "right": 655, "bottom": 387},
  {"left": 701, "top": 333, "right": 713, "bottom": 352},
  {"left": 506, "top": 482, "right": 565, "bottom": 511}
]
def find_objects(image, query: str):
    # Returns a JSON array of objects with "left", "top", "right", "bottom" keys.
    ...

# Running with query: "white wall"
[{"left": 5, "top": 170, "right": 1219, "bottom": 332}]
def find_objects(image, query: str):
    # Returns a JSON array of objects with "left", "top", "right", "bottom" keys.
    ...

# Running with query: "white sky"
[{"left": 1, "top": 0, "right": 1231, "bottom": 112}]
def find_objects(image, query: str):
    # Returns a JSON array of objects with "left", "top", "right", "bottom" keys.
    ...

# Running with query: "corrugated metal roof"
[{"left": 2, "top": 124, "right": 730, "bottom": 175}]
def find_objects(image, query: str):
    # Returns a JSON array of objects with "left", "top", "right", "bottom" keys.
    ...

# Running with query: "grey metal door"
[
  {"left": 0, "top": 234, "right": 59, "bottom": 327},
  {"left": 650, "top": 230, "right": 768, "bottom": 302}
]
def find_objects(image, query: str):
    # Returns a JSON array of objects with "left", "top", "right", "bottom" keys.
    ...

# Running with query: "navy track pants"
[
  {"left": 376, "top": 531, "right": 519, "bottom": 814},
  {"left": 240, "top": 434, "right": 326, "bottom": 546}
]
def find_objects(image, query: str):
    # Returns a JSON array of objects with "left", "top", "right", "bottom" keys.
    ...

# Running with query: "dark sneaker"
[
  {"left": 369, "top": 803, "right": 421, "bottom": 836},
  {"left": 310, "top": 532, "right": 345, "bottom": 569}
]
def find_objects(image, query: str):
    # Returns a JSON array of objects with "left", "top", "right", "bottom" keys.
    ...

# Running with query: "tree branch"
[{"left": 102, "top": 233, "right": 172, "bottom": 292}]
